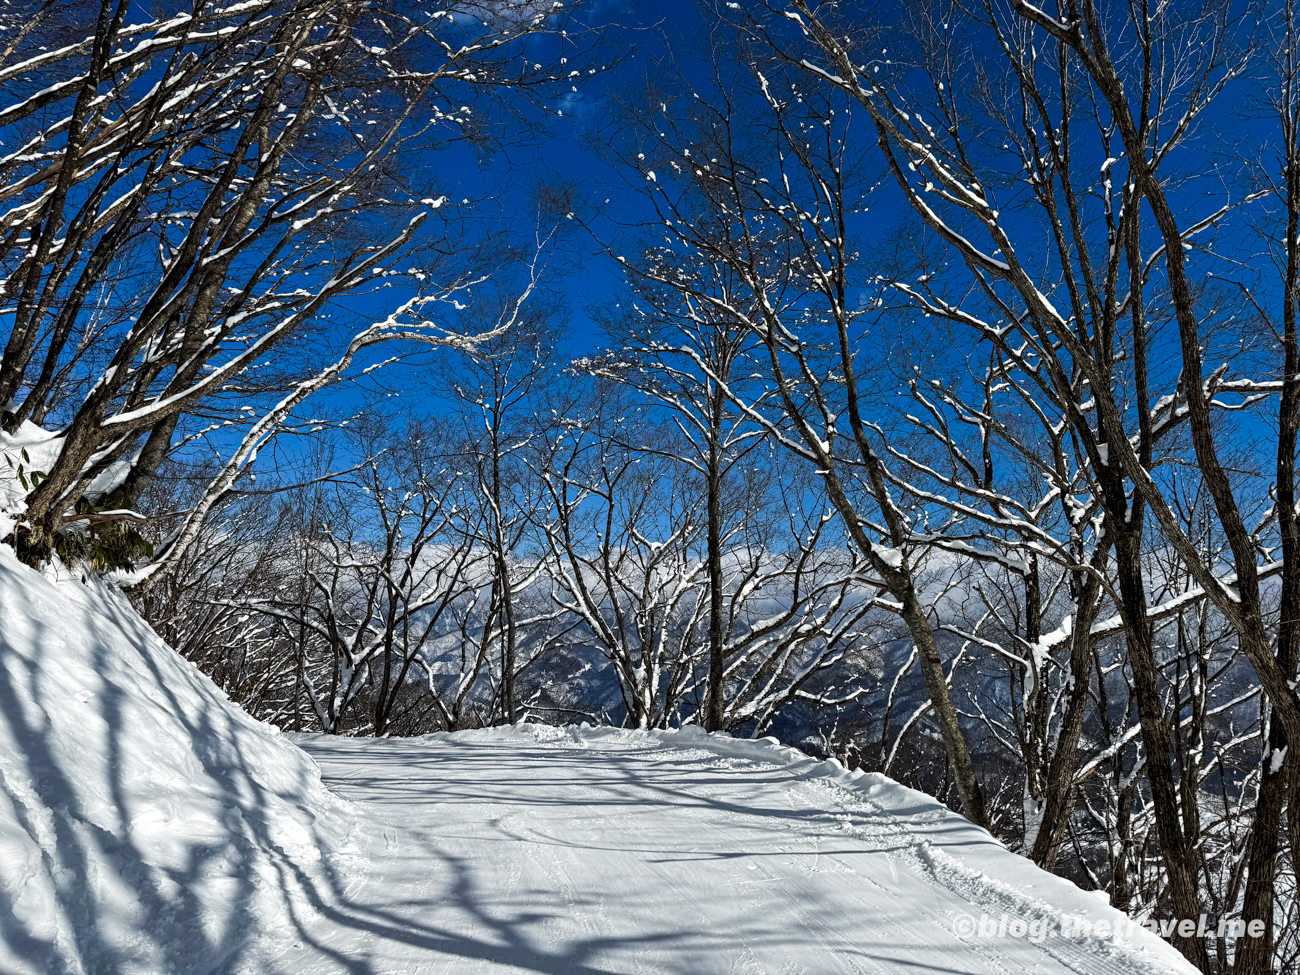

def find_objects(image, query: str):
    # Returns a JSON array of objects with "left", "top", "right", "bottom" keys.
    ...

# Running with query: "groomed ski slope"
[
  {"left": 0, "top": 550, "right": 1196, "bottom": 975},
  {"left": 264, "top": 728, "right": 1196, "bottom": 975}
]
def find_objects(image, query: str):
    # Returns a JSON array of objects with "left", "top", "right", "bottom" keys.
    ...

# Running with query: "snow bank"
[{"left": 0, "top": 550, "right": 350, "bottom": 975}]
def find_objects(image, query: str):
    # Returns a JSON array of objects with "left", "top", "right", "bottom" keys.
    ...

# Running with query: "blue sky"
[
  {"left": 467, "top": 0, "right": 710, "bottom": 350},
  {"left": 289, "top": 0, "right": 717, "bottom": 445},
  {"left": 308, "top": 0, "right": 1284, "bottom": 464}
]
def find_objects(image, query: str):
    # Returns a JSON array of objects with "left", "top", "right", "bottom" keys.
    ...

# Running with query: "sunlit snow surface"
[
  {"left": 0, "top": 550, "right": 1195, "bottom": 974},
  {"left": 0, "top": 550, "right": 349, "bottom": 975}
]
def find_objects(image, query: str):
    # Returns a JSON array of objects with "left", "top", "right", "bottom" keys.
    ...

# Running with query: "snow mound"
[{"left": 0, "top": 550, "right": 350, "bottom": 975}]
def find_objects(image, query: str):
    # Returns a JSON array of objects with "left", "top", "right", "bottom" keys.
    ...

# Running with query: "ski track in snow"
[{"left": 246, "top": 727, "right": 1194, "bottom": 975}]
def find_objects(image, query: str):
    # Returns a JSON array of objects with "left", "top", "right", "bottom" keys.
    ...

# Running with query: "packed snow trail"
[{"left": 249, "top": 727, "right": 1193, "bottom": 975}]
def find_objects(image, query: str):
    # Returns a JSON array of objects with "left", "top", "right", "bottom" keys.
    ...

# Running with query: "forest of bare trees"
[{"left": 2, "top": 0, "right": 1300, "bottom": 971}]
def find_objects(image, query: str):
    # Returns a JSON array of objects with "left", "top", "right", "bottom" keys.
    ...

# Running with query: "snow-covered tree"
[
  {"left": 601, "top": 38, "right": 992, "bottom": 827},
  {"left": 729, "top": 0, "right": 1299, "bottom": 966},
  {"left": 435, "top": 288, "right": 566, "bottom": 723},
  {"left": 0, "top": 0, "right": 588, "bottom": 568},
  {"left": 535, "top": 384, "right": 709, "bottom": 729},
  {"left": 237, "top": 424, "right": 475, "bottom": 734}
]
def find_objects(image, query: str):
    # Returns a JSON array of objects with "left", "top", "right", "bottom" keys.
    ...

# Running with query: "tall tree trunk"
[
  {"left": 1237, "top": 33, "right": 1300, "bottom": 967},
  {"left": 1237, "top": 733, "right": 1288, "bottom": 974},
  {"left": 705, "top": 389, "right": 725, "bottom": 731},
  {"left": 1114, "top": 517, "right": 1208, "bottom": 970},
  {"left": 1031, "top": 542, "right": 1110, "bottom": 868},
  {"left": 492, "top": 431, "right": 516, "bottom": 724},
  {"left": 899, "top": 584, "right": 989, "bottom": 830}
]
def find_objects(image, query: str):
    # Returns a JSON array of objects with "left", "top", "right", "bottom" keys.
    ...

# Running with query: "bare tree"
[
  {"left": 598, "top": 31, "right": 992, "bottom": 826},
  {"left": 585, "top": 294, "right": 891, "bottom": 733},
  {"left": 728, "top": 0, "right": 1299, "bottom": 966},
  {"left": 435, "top": 288, "right": 565, "bottom": 723},
  {"left": 584, "top": 284, "right": 773, "bottom": 729},
  {"left": 235, "top": 424, "right": 473, "bottom": 734},
  {"left": 533, "top": 381, "right": 709, "bottom": 728},
  {"left": 0, "top": 0, "right": 588, "bottom": 566}
]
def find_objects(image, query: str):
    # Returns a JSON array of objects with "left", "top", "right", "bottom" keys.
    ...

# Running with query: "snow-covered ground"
[
  {"left": 0, "top": 549, "right": 349, "bottom": 975},
  {"left": 263, "top": 728, "right": 1196, "bottom": 975},
  {"left": 0, "top": 550, "right": 1196, "bottom": 974}
]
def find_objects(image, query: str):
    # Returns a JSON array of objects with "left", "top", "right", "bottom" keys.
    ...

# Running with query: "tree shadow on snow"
[
  {"left": 0, "top": 582, "right": 1031, "bottom": 975},
  {"left": 253, "top": 735, "right": 1011, "bottom": 975},
  {"left": 0, "top": 581, "right": 334, "bottom": 974}
]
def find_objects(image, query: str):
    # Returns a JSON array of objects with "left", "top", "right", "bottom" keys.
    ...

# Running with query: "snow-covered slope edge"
[
  {"left": 427, "top": 722, "right": 1196, "bottom": 974},
  {"left": 0, "top": 550, "right": 352, "bottom": 975},
  {"left": 643, "top": 725, "right": 1192, "bottom": 970}
]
